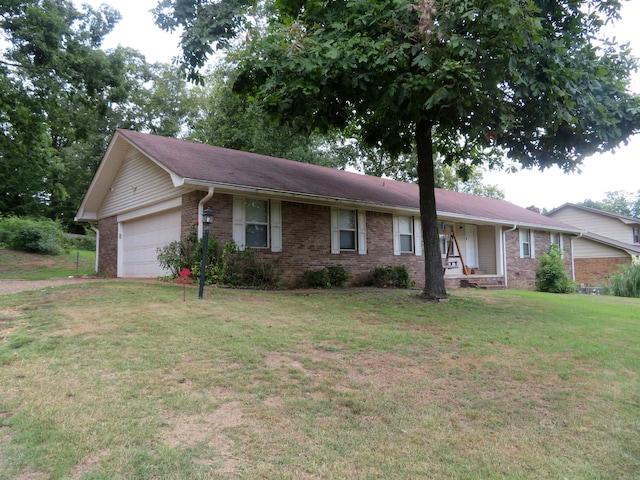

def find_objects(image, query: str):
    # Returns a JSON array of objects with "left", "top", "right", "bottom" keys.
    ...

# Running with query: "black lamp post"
[{"left": 198, "top": 207, "right": 214, "bottom": 300}]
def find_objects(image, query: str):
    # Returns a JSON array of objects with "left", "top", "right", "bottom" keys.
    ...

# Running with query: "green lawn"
[
  {"left": 1, "top": 281, "right": 639, "bottom": 479},
  {"left": 0, "top": 249, "right": 96, "bottom": 280}
]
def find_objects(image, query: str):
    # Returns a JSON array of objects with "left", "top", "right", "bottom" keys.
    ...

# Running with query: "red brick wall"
[
  {"left": 181, "top": 191, "right": 203, "bottom": 237},
  {"left": 201, "top": 194, "right": 425, "bottom": 287},
  {"left": 505, "top": 230, "right": 574, "bottom": 290},
  {"left": 575, "top": 257, "right": 631, "bottom": 286},
  {"left": 98, "top": 191, "right": 576, "bottom": 291},
  {"left": 98, "top": 215, "right": 118, "bottom": 277}
]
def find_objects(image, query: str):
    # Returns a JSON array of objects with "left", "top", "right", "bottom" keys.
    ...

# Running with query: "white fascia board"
[
  {"left": 75, "top": 132, "right": 127, "bottom": 221},
  {"left": 438, "top": 212, "right": 582, "bottom": 234},
  {"left": 182, "top": 179, "right": 421, "bottom": 214},
  {"left": 117, "top": 197, "right": 183, "bottom": 223}
]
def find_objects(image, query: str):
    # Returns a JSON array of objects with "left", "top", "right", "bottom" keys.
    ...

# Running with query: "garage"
[{"left": 120, "top": 208, "right": 181, "bottom": 278}]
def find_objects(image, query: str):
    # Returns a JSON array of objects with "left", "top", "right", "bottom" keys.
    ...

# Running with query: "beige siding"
[
  {"left": 98, "top": 151, "right": 187, "bottom": 218},
  {"left": 573, "top": 237, "right": 627, "bottom": 258},
  {"left": 477, "top": 225, "right": 497, "bottom": 274},
  {"left": 550, "top": 207, "right": 633, "bottom": 244}
]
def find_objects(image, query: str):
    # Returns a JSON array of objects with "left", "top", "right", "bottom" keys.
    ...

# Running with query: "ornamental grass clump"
[
  {"left": 607, "top": 258, "right": 640, "bottom": 298},
  {"left": 535, "top": 245, "right": 577, "bottom": 293}
]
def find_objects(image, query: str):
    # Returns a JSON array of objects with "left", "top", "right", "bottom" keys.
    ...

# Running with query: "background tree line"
[{"left": 1, "top": 0, "right": 508, "bottom": 235}]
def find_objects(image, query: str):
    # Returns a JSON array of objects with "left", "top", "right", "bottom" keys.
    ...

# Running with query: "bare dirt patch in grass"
[
  {"left": 53, "top": 309, "right": 118, "bottom": 338},
  {"left": 161, "top": 401, "right": 244, "bottom": 474},
  {"left": 67, "top": 450, "right": 111, "bottom": 480},
  {"left": 0, "top": 279, "right": 99, "bottom": 295},
  {"left": 0, "top": 307, "right": 24, "bottom": 321}
]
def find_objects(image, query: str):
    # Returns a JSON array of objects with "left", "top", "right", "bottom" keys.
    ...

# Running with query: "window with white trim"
[
  {"left": 398, "top": 216, "right": 413, "bottom": 253},
  {"left": 331, "top": 208, "right": 367, "bottom": 254},
  {"left": 245, "top": 199, "right": 269, "bottom": 248},
  {"left": 339, "top": 209, "right": 357, "bottom": 250},
  {"left": 633, "top": 227, "right": 639, "bottom": 244},
  {"left": 550, "top": 232, "right": 564, "bottom": 257},
  {"left": 232, "top": 197, "right": 281, "bottom": 251},
  {"left": 393, "top": 215, "right": 422, "bottom": 256},
  {"left": 519, "top": 228, "right": 535, "bottom": 258}
]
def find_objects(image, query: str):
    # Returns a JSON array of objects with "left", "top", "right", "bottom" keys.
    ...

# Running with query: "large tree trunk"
[{"left": 416, "top": 119, "right": 447, "bottom": 300}]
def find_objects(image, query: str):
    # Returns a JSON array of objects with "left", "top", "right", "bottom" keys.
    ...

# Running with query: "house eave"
[
  {"left": 183, "top": 179, "right": 577, "bottom": 232},
  {"left": 183, "top": 178, "right": 420, "bottom": 214}
]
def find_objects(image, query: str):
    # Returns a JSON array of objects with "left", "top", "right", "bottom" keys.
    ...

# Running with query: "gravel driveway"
[{"left": 0, "top": 278, "right": 96, "bottom": 295}]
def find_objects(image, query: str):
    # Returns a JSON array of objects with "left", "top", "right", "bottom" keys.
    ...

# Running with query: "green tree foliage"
[
  {"left": 186, "top": 66, "right": 349, "bottom": 167},
  {"left": 0, "top": 216, "right": 67, "bottom": 255},
  {"left": 578, "top": 190, "right": 640, "bottom": 218},
  {"left": 158, "top": 0, "right": 640, "bottom": 299},
  {"left": 1, "top": 2, "right": 195, "bottom": 230},
  {"left": 535, "top": 245, "right": 577, "bottom": 294},
  {"left": 1, "top": 1, "right": 127, "bottom": 221},
  {"left": 337, "top": 143, "right": 505, "bottom": 198}
]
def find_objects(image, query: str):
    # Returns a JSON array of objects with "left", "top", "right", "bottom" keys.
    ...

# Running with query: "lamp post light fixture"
[{"left": 198, "top": 207, "right": 214, "bottom": 300}]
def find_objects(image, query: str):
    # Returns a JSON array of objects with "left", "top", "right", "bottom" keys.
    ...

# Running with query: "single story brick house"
[
  {"left": 546, "top": 203, "right": 640, "bottom": 286},
  {"left": 76, "top": 129, "right": 580, "bottom": 289}
]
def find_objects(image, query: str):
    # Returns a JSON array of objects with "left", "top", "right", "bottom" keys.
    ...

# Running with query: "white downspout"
[
  {"left": 571, "top": 231, "right": 584, "bottom": 282},
  {"left": 198, "top": 187, "right": 215, "bottom": 240},
  {"left": 503, "top": 224, "right": 517, "bottom": 289},
  {"left": 91, "top": 226, "right": 99, "bottom": 274}
]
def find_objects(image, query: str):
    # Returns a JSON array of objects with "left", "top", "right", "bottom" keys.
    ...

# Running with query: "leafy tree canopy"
[
  {"left": 1, "top": 1, "right": 195, "bottom": 230},
  {"left": 185, "top": 66, "right": 348, "bottom": 167},
  {"left": 578, "top": 190, "right": 640, "bottom": 218},
  {"left": 157, "top": 0, "right": 640, "bottom": 299}
]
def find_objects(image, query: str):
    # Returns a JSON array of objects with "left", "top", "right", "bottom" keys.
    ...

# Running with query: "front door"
[{"left": 465, "top": 224, "right": 478, "bottom": 269}]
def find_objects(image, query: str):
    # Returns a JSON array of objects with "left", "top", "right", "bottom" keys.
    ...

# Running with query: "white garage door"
[{"left": 121, "top": 208, "right": 181, "bottom": 278}]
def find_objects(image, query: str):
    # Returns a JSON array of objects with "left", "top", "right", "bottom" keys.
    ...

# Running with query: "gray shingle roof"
[{"left": 116, "top": 129, "right": 578, "bottom": 231}]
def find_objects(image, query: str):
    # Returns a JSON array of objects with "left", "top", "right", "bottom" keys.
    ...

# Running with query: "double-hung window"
[
  {"left": 393, "top": 215, "right": 423, "bottom": 256},
  {"left": 245, "top": 199, "right": 269, "bottom": 248},
  {"left": 550, "top": 232, "right": 564, "bottom": 257},
  {"left": 398, "top": 216, "right": 414, "bottom": 253},
  {"left": 331, "top": 208, "right": 367, "bottom": 254},
  {"left": 633, "top": 227, "right": 639, "bottom": 244},
  {"left": 233, "top": 197, "right": 282, "bottom": 252},
  {"left": 519, "top": 228, "right": 535, "bottom": 258},
  {"left": 339, "top": 209, "right": 357, "bottom": 250}
]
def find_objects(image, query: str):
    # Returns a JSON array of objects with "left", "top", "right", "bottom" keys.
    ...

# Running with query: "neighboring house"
[
  {"left": 547, "top": 203, "right": 640, "bottom": 286},
  {"left": 76, "top": 129, "right": 580, "bottom": 290}
]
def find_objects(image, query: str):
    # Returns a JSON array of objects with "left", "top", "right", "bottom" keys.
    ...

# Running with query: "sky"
[{"left": 77, "top": 0, "right": 639, "bottom": 211}]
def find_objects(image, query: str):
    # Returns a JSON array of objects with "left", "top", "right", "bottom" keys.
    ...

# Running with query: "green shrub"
[
  {"left": 219, "top": 243, "right": 280, "bottom": 288},
  {"left": 607, "top": 258, "right": 640, "bottom": 298},
  {"left": 0, "top": 216, "right": 66, "bottom": 255},
  {"left": 368, "top": 265, "right": 410, "bottom": 288},
  {"left": 157, "top": 224, "right": 219, "bottom": 279},
  {"left": 302, "top": 265, "right": 350, "bottom": 288},
  {"left": 66, "top": 235, "right": 97, "bottom": 251},
  {"left": 535, "top": 245, "right": 577, "bottom": 293},
  {"left": 157, "top": 240, "right": 187, "bottom": 278},
  {"left": 302, "top": 268, "right": 331, "bottom": 288},
  {"left": 326, "top": 265, "right": 350, "bottom": 287}
]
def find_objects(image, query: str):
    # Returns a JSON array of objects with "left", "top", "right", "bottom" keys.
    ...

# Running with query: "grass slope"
[
  {"left": 0, "top": 248, "right": 96, "bottom": 280},
  {"left": 0, "top": 283, "right": 639, "bottom": 479}
]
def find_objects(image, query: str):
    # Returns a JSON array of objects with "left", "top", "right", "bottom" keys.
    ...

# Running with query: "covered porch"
[{"left": 439, "top": 220, "right": 507, "bottom": 290}]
